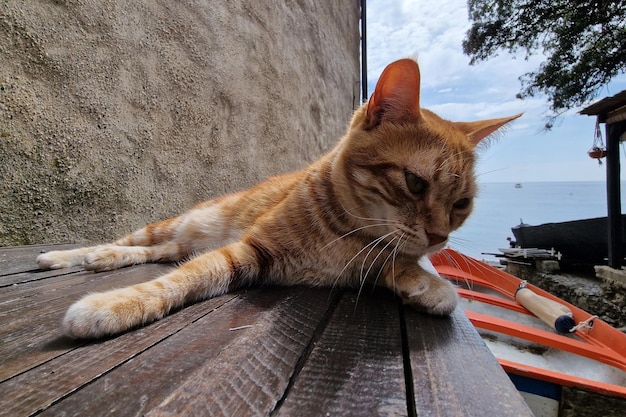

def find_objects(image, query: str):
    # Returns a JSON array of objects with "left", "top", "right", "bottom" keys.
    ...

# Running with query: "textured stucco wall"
[{"left": 0, "top": 0, "right": 361, "bottom": 245}]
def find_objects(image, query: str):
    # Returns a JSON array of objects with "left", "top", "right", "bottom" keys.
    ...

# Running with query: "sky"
[{"left": 366, "top": 0, "right": 626, "bottom": 183}]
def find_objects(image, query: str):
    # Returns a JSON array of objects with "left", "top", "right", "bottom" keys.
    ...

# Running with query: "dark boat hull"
[{"left": 511, "top": 215, "right": 626, "bottom": 265}]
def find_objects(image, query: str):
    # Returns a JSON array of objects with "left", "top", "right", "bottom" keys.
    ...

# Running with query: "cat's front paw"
[
  {"left": 83, "top": 246, "right": 138, "bottom": 271},
  {"left": 401, "top": 276, "right": 458, "bottom": 316},
  {"left": 63, "top": 291, "right": 137, "bottom": 339},
  {"left": 37, "top": 249, "right": 86, "bottom": 270}
]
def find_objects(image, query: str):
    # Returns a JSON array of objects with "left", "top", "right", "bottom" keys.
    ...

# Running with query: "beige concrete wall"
[{"left": 0, "top": 0, "right": 361, "bottom": 245}]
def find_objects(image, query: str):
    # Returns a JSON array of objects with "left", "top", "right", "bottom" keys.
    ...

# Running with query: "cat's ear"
[
  {"left": 456, "top": 113, "right": 523, "bottom": 145},
  {"left": 365, "top": 59, "right": 421, "bottom": 129}
]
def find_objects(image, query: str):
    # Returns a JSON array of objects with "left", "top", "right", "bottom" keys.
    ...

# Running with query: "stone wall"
[{"left": 0, "top": 0, "right": 361, "bottom": 245}]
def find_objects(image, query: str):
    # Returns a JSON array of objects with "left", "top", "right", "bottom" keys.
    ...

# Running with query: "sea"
[{"left": 449, "top": 181, "right": 625, "bottom": 261}]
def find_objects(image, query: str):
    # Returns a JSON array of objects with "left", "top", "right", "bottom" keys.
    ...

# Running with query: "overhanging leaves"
[{"left": 463, "top": 0, "right": 626, "bottom": 116}]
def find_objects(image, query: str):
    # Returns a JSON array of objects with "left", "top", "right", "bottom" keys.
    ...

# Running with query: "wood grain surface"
[{"left": 0, "top": 245, "right": 533, "bottom": 417}]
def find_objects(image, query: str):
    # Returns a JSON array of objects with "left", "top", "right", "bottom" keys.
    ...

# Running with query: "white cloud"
[{"left": 366, "top": 0, "right": 626, "bottom": 183}]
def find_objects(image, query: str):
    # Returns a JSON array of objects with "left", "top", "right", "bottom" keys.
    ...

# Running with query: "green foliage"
[{"left": 463, "top": 0, "right": 626, "bottom": 116}]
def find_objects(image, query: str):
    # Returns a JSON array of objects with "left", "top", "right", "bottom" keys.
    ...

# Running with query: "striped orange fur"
[{"left": 37, "top": 59, "right": 521, "bottom": 339}]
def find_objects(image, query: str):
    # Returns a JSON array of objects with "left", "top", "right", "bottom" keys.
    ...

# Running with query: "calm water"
[{"left": 449, "top": 181, "right": 624, "bottom": 261}]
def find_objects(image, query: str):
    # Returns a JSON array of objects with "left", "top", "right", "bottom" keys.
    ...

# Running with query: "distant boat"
[
  {"left": 511, "top": 216, "right": 626, "bottom": 265},
  {"left": 515, "top": 183, "right": 523, "bottom": 188}
]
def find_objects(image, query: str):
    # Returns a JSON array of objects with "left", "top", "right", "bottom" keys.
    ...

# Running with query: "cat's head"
[{"left": 334, "top": 58, "right": 520, "bottom": 257}]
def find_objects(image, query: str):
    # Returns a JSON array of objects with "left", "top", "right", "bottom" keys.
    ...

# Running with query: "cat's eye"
[
  {"left": 405, "top": 171, "right": 427, "bottom": 195},
  {"left": 453, "top": 198, "right": 471, "bottom": 209}
]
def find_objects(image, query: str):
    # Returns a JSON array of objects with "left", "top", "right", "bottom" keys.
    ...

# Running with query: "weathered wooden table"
[{"left": 0, "top": 244, "right": 533, "bottom": 417}]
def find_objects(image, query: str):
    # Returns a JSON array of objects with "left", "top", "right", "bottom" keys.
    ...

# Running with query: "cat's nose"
[{"left": 426, "top": 233, "right": 448, "bottom": 246}]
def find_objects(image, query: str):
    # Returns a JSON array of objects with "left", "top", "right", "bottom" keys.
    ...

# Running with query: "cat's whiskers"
[
  {"left": 435, "top": 143, "right": 453, "bottom": 172},
  {"left": 462, "top": 251, "right": 521, "bottom": 289},
  {"left": 322, "top": 222, "right": 397, "bottom": 249},
  {"left": 359, "top": 233, "right": 392, "bottom": 282},
  {"left": 355, "top": 234, "right": 400, "bottom": 309},
  {"left": 476, "top": 168, "right": 509, "bottom": 179},
  {"left": 397, "top": 234, "right": 411, "bottom": 257},
  {"left": 440, "top": 146, "right": 468, "bottom": 165},
  {"left": 331, "top": 230, "right": 398, "bottom": 291},
  {"left": 390, "top": 224, "right": 425, "bottom": 251},
  {"left": 440, "top": 245, "right": 474, "bottom": 290},
  {"left": 388, "top": 232, "right": 404, "bottom": 296},
  {"left": 438, "top": 249, "right": 474, "bottom": 291},
  {"left": 370, "top": 231, "right": 406, "bottom": 297},
  {"left": 319, "top": 202, "right": 404, "bottom": 250},
  {"left": 446, "top": 236, "right": 476, "bottom": 254},
  {"left": 327, "top": 200, "right": 408, "bottom": 294},
  {"left": 362, "top": 234, "right": 400, "bottom": 284},
  {"left": 340, "top": 203, "right": 403, "bottom": 227},
  {"left": 436, "top": 148, "right": 474, "bottom": 181}
]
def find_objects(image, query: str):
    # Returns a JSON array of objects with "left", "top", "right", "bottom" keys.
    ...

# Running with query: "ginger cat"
[{"left": 37, "top": 59, "right": 520, "bottom": 339}]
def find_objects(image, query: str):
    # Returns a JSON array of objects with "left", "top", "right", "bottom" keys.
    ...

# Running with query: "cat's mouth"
[
  {"left": 394, "top": 233, "right": 448, "bottom": 258},
  {"left": 426, "top": 232, "right": 448, "bottom": 247},
  {"left": 426, "top": 239, "right": 448, "bottom": 253}
]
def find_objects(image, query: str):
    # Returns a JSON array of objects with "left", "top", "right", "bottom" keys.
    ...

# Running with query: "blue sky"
[{"left": 366, "top": 0, "right": 626, "bottom": 183}]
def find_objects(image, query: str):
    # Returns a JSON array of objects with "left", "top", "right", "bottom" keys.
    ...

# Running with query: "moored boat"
[
  {"left": 511, "top": 215, "right": 626, "bottom": 265},
  {"left": 428, "top": 248, "right": 626, "bottom": 417}
]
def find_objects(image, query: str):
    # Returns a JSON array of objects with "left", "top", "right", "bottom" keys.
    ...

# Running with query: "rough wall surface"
[{"left": 0, "top": 0, "right": 361, "bottom": 245}]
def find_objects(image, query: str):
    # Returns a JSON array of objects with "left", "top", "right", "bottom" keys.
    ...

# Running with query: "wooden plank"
[
  {"left": 144, "top": 287, "right": 337, "bottom": 417},
  {"left": 274, "top": 289, "right": 407, "bottom": 417},
  {"left": 34, "top": 287, "right": 335, "bottom": 417},
  {"left": 0, "top": 243, "right": 79, "bottom": 276},
  {"left": 0, "top": 264, "right": 174, "bottom": 316},
  {"left": 0, "top": 264, "right": 175, "bottom": 381},
  {"left": 0, "top": 292, "right": 238, "bottom": 416},
  {"left": 0, "top": 266, "right": 83, "bottom": 287},
  {"left": 404, "top": 308, "right": 534, "bottom": 417},
  {"left": 0, "top": 244, "right": 538, "bottom": 417},
  {"left": 1, "top": 269, "right": 122, "bottom": 314}
]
